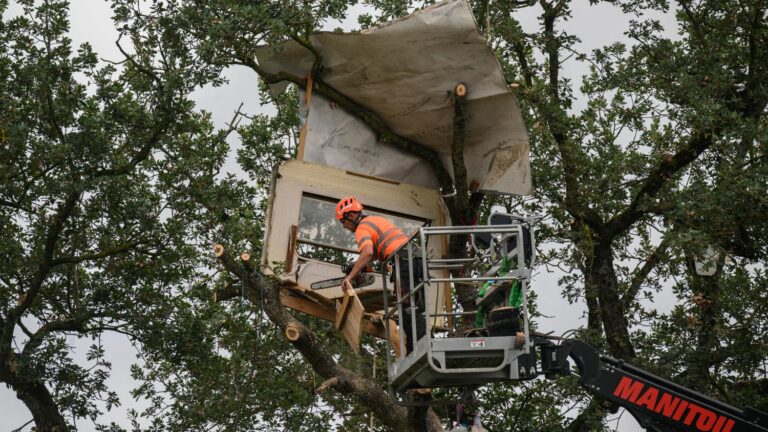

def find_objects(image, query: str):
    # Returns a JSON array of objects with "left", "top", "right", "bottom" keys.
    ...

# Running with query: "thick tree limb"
[
  {"left": 4, "top": 377, "right": 68, "bottom": 431},
  {"left": 685, "top": 253, "right": 725, "bottom": 393},
  {"left": 452, "top": 83, "right": 471, "bottom": 221},
  {"left": 50, "top": 242, "right": 139, "bottom": 266},
  {"left": 512, "top": 39, "right": 533, "bottom": 88},
  {"left": 315, "top": 376, "right": 338, "bottom": 394},
  {"left": 606, "top": 130, "right": 713, "bottom": 237},
  {"left": 590, "top": 240, "right": 636, "bottom": 359},
  {"left": 213, "top": 280, "right": 240, "bottom": 302},
  {"left": 21, "top": 316, "right": 91, "bottom": 359},
  {"left": 621, "top": 236, "right": 670, "bottom": 311},
  {"left": 215, "top": 246, "right": 412, "bottom": 430},
  {"left": 2, "top": 189, "right": 81, "bottom": 352}
]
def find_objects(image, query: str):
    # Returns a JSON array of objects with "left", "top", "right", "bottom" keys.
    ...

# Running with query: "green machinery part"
[{"left": 474, "top": 256, "right": 523, "bottom": 328}]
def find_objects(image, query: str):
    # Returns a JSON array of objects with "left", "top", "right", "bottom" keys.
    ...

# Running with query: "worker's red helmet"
[{"left": 335, "top": 196, "right": 364, "bottom": 220}]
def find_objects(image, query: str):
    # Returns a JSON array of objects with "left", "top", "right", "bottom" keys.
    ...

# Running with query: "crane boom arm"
[{"left": 538, "top": 339, "right": 768, "bottom": 432}]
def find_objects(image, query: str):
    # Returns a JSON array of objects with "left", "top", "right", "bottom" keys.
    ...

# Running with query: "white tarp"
[{"left": 255, "top": 0, "right": 532, "bottom": 195}]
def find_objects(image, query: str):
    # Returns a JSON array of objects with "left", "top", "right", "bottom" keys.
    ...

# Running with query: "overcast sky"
[{"left": 1, "top": 1, "right": 679, "bottom": 431}]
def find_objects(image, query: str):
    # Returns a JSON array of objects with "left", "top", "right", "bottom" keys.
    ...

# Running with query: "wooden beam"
[
  {"left": 341, "top": 291, "right": 365, "bottom": 354},
  {"left": 280, "top": 289, "right": 401, "bottom": 357},
  {"left": 335, "top": 290, "right": 352, "bottom": 330},
  {"left": 388, "top": 320, "right": 401, "bottom": 358},
  {"left": 285, "top": 225, "right": 298, "bottom": 273},
  {"left": 296, "top": 73, "right": 314, "bottom": 161},
  {"left": 284, "top": 283, "right": 335, "bottom": 307},
  {"left": 280, "top": 291, "right": 335, "bottom": 321}
]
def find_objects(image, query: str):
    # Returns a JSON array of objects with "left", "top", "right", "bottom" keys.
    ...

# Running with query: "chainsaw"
[{"left": 310, "top": 261, "right": 377, "bottom": 290}]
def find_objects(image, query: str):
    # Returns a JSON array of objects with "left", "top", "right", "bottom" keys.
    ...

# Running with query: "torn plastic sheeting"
[
  {"left": 254, "top": 0, "right": 532, "bottom": 195},
  {"left": 301, "top": 92, "right": 439, "bottom": 188}
]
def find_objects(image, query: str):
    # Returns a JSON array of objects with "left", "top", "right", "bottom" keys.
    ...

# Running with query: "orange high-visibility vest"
[{"left": 355, "top": 215, "right": 408, "bottom": 260}]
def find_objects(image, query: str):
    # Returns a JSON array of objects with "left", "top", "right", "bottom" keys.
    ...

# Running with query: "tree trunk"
[
  {"left": 14, "top": 378, "right": 68, "bottom": 431},
  {"left": 584, "top": 280, "right": 602, "bottom": 338},
  {"left": 686, "top": 254, "right": 724, "bottom": 393},
  {"left": 2, "top": 349, "right": 68, "bottom": 431},
  {"left": 586, "top": 241, "right": 636, "bottom": 360}
]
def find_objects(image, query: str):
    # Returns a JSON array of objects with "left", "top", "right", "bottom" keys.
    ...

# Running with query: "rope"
[{"left": 253, "top": 271, "right": 267, "bottom": 345}]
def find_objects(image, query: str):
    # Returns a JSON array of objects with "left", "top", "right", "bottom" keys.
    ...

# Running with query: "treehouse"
[
  {"left": 259, "top": 159, "right": 452, "bottom": 355},
  {"left": 256, "top": 0, "right": 535, "bottom": 390}
]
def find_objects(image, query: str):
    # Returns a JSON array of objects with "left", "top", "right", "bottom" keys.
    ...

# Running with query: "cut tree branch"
[
  {"left": 213, "top": 280, "right": 240, "bottom": 302},
  {"left": 21, "top": 315, "right": 92, "bottom": 359},
  {"left": 214, "top": 244, "right": 412, "bottom": 430},
  {"left": 452, "top": 83, "right": 470, "bottom": 220},
  {"left": 315, "top": 376, "right": 338, "bottom": 394}
]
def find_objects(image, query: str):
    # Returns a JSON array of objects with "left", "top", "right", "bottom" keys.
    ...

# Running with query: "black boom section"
[{"left": 541, "top": 340, "right": 768, "bottom": 432}]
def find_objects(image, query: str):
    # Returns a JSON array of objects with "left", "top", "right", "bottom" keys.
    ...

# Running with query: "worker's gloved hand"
[{"left": 340, "top": 277, "right": 354, "bottom": 293}]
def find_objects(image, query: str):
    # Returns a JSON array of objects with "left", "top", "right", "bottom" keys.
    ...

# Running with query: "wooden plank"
[
  {"left": 282, "top": 282, "right": 336, "bottom": 308},
  {"left": 366, "top": 314, "right": 400, "bottom": 357},
  {"left": 313, "top": 286, "right": 395, "bottom": 312},
  {"left": 280, "top": 289, "right": 396, "bottom": 346},
  {"left": 296, "top": 74, "right": 314, "bottom": 161},
  {"left": 388, "top": 320, "right": 401, "bottom": 358},
  {"left": 345, "top": 170, "right": 401, "bottom": 185},
  {"left": 341, "top": 291, "right": 365, "bottom": 354},
  {"left": 280, "top": 291, "right": 335, "bottom": 321},
  {"left": 285, "top": 225, "right": 298, "bottom": 273},
  {"left": 361, "top": 319, "right": 387, "bottom": 341},
  {"left": 335, "top": 290, "right": 352, "bottom": 330}
]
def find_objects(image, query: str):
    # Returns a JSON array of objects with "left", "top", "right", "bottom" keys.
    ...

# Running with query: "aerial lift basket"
[{"left": 383, "top": 214, "right": 540, "bottom": 391}]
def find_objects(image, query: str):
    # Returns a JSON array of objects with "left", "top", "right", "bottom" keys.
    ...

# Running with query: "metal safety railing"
[{"left": 381, "top": 213, "right": 543, "bottom": 389}]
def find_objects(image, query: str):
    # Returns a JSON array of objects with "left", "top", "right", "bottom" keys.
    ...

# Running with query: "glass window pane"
[{"left": 297, "top": 195, "right": 426, "bottom": 254}]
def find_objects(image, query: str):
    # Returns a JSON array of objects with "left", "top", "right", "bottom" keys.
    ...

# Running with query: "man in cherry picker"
[{"left": 335, "top": 196, "right": 425, "bottom": 354}]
